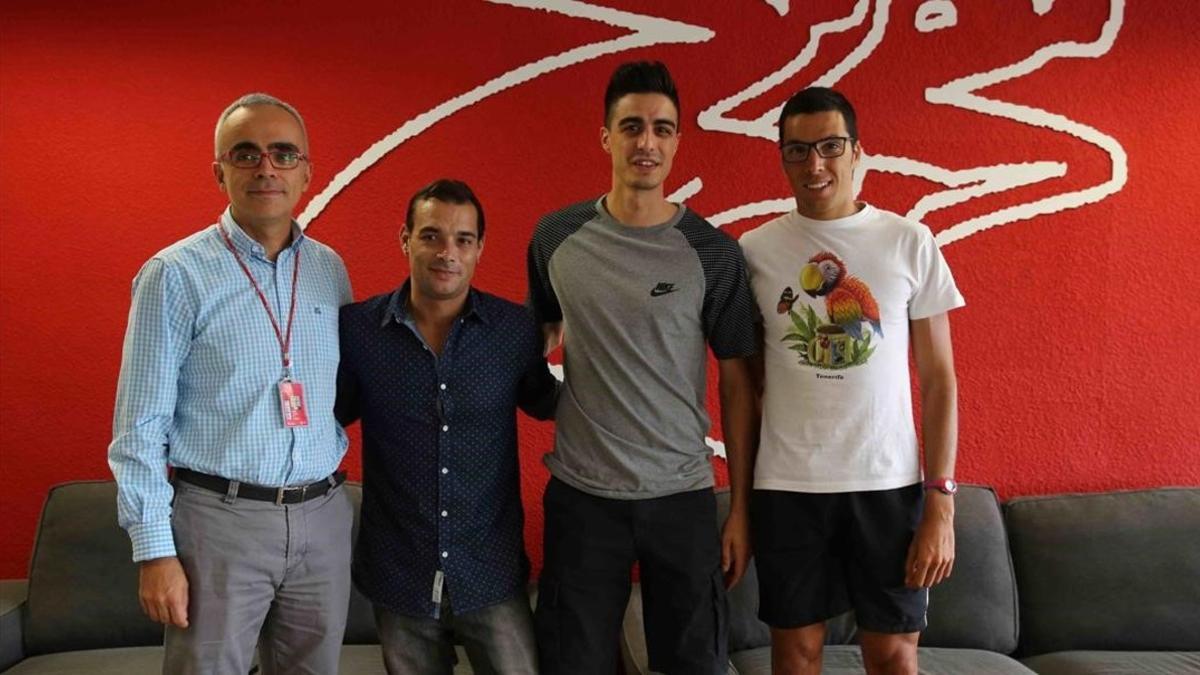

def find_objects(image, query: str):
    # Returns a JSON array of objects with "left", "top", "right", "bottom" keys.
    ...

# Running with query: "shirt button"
[
  {"left": 441, "top": 510, "right": 448, "bottom": 517},
  {"left": 442, "top": 467, "right": 449, "bottom": 475},
  {"left": 442, "top": 551, "right": 449, "bottom": 558},
  {"left": 442, "top": 424, "right": 449, "bottom": 432},
  {"left": 440, "top": 383, "right": 447, "bottom": 390}
]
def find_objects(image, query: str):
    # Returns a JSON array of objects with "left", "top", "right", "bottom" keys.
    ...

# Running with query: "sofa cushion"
[
  {"left": 911, "top": 648, "right": 1036, "bottom": 675},
  {"left": 729, "top": 645, "right": 1035, "bottom": 675},
  {"left": 24, "top": 481, "right": 162, "bottom": 655},
  {"left": 4, "top": 646, "right": 164, "bottom": 675},
  {"left": 3, "top": 645, "right": 487, "bottom": 674},
  {"left": 341, "top": 645, "right": 481, "bottom": 674},
  {"left": 1005, "top": 488, "right": 1200, "bottom": 655},
  {"left": 1020, "top": 650, "right": 1200, "bottom": 674},
  {"left": 921, "top": 485, "right": 1019, "bottom": 653},
  {"left": 1, "top": 580, "right": 27, "bottom": 671}
]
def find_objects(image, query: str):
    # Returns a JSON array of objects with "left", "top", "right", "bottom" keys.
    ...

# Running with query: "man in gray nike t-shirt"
[{"left": 526, "top": 60, "right": 758, "bottom": 675}]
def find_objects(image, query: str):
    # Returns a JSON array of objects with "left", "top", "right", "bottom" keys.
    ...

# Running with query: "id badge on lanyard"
[
  {"left": 278, "top": 379, "right": 309, "bottom": 428},
  {"left": 220, "top": 223, "right": 310, "bottom": 428}
]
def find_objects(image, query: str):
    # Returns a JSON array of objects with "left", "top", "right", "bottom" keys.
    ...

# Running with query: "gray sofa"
[
  {"left": 621, "top": 486, "right": 1200, "bottom": 675},
  {"left": 3, "top": 481, "right": 1197, "bottom": 674}
]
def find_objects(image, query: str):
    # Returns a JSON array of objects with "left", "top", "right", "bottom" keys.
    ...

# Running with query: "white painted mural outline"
[
  {"left": 915, "top": 0, "right": 958, "bottom": 33},
  {"left": 924, "top": 0, "right": 1127, "bottom": 244},
  {"left": 300, "top": 0, "right": 1127, "bottom": 457},
  {"left": 763, "top": 0, "right": 790, "bottom": 18},
  {"left": 298, "top": 0, "right": 714, "bottom": 226},
  {"left": 695, "top": 0, "right": 1126, "bottom": 246}
]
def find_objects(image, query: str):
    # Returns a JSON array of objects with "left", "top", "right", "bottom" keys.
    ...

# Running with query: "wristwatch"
[{"left": 923, "top": 477, "right": 958, "bottom": 495}]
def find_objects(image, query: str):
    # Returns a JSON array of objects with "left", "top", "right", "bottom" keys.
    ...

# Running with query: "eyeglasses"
[
  {"left": 219, "top": 147, "right": 309, "bottom": 170},
  {"left": 780, "top": 136, "right": 854, "bottom": 163}
]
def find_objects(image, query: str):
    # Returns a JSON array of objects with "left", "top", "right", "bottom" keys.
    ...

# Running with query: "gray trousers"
[
  {"left": 374, "top": 591, "right": 538, "bottom": 675},
  {"left": 163, "top": 479, "right": 354, "bottom": 675}
]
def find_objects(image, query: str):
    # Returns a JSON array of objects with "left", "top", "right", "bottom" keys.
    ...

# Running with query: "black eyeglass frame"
[{"left": 779, "top": 136, "right": 856, "bottom": 163}]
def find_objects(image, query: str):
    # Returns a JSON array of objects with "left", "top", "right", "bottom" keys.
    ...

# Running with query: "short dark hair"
[
  {"left": 604, "top": 61, "right": 681, "bottom": 127},
  {"left": 777, "top": 87, "right": 858, "bottom": 144},
  {"left": 403, "top": 179, "right": 485, "bottom": 239}
]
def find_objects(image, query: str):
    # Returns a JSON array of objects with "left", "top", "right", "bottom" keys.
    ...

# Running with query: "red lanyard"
[{"left": 218, "top": 224, "right": 301, "bottom": 371}]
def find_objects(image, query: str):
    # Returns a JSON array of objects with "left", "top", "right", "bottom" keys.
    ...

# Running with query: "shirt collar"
[
  {"left": 380, "top": 279, "right": 488, "bottom": 328},
  {"left": 218, "top": 207, "right": 306, "bottom": 260}
]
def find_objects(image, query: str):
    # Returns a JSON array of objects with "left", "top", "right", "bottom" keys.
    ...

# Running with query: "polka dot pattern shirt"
[{"left": 337, "top": 282, "right": 558, "bottom": 617}]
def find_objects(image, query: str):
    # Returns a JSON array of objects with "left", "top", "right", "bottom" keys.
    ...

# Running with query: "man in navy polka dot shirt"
[{"left": 337, "top": 179, "right": 558, "bottom": 674}]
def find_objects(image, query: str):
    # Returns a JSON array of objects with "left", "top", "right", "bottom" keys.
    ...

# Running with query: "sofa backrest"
[
  {"left": 24, "top": 480, "right": 161, "bottom": 655},
  {"left": 720, "top": 485, "right": 1018, "bottom": 653},
  {"left": 344, "top": 484, "right": 381, "bottom": 644},
  {"left": 24, "top": 480, "right": 378, "bottom": 655},
  {"left": 1005, "top": 487, "right": 1200, "bottom": 656},
  {"left": 921, "top": 485, "right": 1019, "bottom": 653}
]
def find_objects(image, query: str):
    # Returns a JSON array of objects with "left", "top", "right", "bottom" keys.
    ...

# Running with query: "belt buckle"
[{"left": 275, "top": 484, "right": 308, "bottom": 506}]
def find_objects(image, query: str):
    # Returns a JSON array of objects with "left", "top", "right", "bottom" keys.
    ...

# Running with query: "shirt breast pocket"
[{"left": 298, "top": 304, "right": 340, "bottom": 370}]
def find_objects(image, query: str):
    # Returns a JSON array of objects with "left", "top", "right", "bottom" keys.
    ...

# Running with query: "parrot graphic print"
[{"left": 781, "top": 251, "right": 881, "bottom": 370}]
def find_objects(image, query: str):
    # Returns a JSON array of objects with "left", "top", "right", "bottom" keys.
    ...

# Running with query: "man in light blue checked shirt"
[{"left": 108, "top": 92, "right": 354, "bottom": 674}]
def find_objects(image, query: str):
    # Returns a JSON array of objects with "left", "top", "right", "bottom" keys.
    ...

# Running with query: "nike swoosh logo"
[{"left": 650, "top": 283, "right": 678, "bottom": 297}]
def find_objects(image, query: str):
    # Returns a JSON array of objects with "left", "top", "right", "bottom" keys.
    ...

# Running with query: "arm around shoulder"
[
  {"left": 518, "top": 315, "right": 561, "bottom": 420},
  {"left": 334, "top": 303, "right": 362, "bottom": 426}
]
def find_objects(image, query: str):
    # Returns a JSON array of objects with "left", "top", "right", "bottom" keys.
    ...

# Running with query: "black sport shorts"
[{"left": 750, "top": 484, "right": 928, "bottom": 634}]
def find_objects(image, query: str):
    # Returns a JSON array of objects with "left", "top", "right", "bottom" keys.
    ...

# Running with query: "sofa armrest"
[{"left": 0, "top": 579, "right": 28, "bottom": 672}]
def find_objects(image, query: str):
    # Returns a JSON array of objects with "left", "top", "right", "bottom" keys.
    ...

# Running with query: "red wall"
[{"left": 2, "top": 0, "right": 1198, "bottom": 579}]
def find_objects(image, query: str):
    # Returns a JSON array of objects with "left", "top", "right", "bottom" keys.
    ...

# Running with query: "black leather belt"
[{"left": 174, "top": 468, "right": 346, "bottom": 505}]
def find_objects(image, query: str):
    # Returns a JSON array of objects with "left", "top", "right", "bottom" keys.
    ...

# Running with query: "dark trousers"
[{"left": 535, "top": 478, "right": 728, "bottom": 675}]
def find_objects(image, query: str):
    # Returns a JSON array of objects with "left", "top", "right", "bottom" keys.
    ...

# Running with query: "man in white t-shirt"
[{"left": 740, "top": 87, "right": 964, "bottom": 675}]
